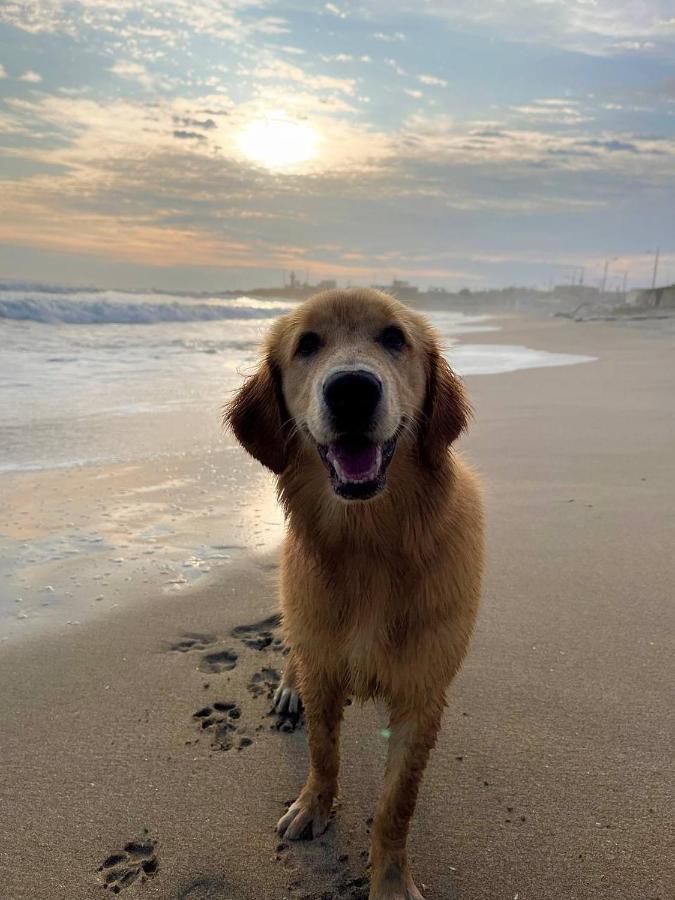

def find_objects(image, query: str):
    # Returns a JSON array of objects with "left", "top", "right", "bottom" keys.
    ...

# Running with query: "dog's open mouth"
[{"left": 317, "top": 434, "right": 397, "bottom": 500}]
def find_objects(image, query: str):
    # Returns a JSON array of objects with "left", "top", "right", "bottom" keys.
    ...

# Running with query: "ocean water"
[{"left": 0, "top": 286, "right": 595, "bottom": 473}]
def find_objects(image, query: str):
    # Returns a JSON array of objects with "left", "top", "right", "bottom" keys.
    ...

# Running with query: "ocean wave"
[{"left": 0, "top": 292, "right": 292, "bottom": 325}]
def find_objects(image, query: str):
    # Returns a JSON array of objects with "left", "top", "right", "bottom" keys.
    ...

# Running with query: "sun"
[{"left": 238, "top": 116, "right": 320, "bottom": 170}]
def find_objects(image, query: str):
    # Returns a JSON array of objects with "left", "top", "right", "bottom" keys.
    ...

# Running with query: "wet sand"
[{"left": 1, "top": 315, "right": 673, "bottom": 900}]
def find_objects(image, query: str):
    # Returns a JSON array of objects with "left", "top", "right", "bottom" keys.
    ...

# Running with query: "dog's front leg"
[
  {"left": 276, "top": 670, "right": 344, "bottom": 840},
  {"left": 369, "top": 703, "right": 443, "bottom": 900}
]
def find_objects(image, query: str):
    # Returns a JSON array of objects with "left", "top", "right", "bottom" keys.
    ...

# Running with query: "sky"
[{"left": 0, "top": 0, "right": 674, "bottom": 292}]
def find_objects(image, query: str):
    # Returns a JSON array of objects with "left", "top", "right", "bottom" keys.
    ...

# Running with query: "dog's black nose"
[{"left": 323, "top": 369, "right": 382, "bottom": 432}]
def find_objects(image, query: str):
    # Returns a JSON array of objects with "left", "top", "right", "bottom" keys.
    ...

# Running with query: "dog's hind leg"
[
  {"left": 272, "top": 647, "right": 302, "bottom": 715},
  {"left": 276, "top": 671, "right": 345, "bottom": 840},
  {"left": 368, "top": 701, "right": 443, "bottom": 900}
]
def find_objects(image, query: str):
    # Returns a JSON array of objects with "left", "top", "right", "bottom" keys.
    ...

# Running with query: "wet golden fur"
[{"left": 227, "top": 288, "right": 483, "bottom": 900}]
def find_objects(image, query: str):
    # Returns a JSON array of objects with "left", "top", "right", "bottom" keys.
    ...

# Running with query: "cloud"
[
  {"left": 2, "top": 110, "right": 673, "bottom": 286},
  {"left": 361, "top": 0, "right": 675, "bottom": 55},
  {"left": 418, "top": 74, "right": 447, "bottom": 87},
  {"left": 384, "top": 59, "right": 408, "bottom": 76},
  {"left": 173, "top": 116, "right": 217, "bottom": 130},
  {"left": 2, "top": 0, "right": 673, "bottom": 60},
  {"left": 252, "top": 16, "right": 289, "bottom": 36},
  {"left": 324, "top": 2, "right": 346, "bottom": 18},
  {"left": 19, "top": 70, "right": 42, "bottom": 83},
  {"left": 173, "top": 129, "right": 206, "bottom": 140},
  {"left": 0, "top": 1, "right": 287, "bottom": 45},
  {"left": 374, "top": 31, "right": 406, "bottom": 42},
  {"left": 610, "top": 40, "right": 656, "bottom": 51},
  {"left": 320, "top": 53, "right": 354, "bottom": 62},
  {"left": 470, "top": 128, "right": 506, "bottom": 138},
  {"left": 577, "top": 139, "right": 639, "bottom": 153},
  {"left": 3, "top": 91, "right": 393, "bottom": 183},
  {"left": 111, "top": 60, "right": 157, "bottom": 90},
  {"left": 319, "top": 53, "right": 371, "bottom": 64},
  {"left": 509, "top": 98, "right": 593, "bottom": 125},
  {"left": 390, "top": 112, "right": 674, "bottom": 180},
  {"left": 0, "top": 65, "right": 7, "bottom": 79},
  {"left": 252, "top": 57, "right": 357, "bottom": 96}
]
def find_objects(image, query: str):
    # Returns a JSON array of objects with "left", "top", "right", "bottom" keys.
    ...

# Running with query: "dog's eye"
[
  {"left": 378, "top": 325, "right": 407, "bottom": 353},
  {"left": 295, "top": 331, "right": 322, "bottom": 358}
]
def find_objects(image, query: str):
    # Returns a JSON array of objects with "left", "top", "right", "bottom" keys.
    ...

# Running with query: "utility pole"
[
  {"left": 651, "top": 247, "right": 660, "bottom": 289},
  {"left": 622, "top": 271, "right": 628, "bottom": 296},
  {"left": 601, "top": 257, "right": 617, "bottom": 294}
]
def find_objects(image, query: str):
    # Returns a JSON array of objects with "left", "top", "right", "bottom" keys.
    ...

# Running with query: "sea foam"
[{"left": 0, "top": 289, "right": 292, "bottom": 325}]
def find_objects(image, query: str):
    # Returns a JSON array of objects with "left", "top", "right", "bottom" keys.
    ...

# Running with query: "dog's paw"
[
  {"left": 370, "top": 890, "right": 425, "bottom": 900},
  {"left": 276, "top": 790, "right": 333, "bottom": 840},
  {"left": 369, "top": 863, "right": 425, "bottom": 900},
  {"left": 369, "top": 883, "right": 425, "bottom": 900},
  {"left": 272, "top": 677, "right": 301, "bottom": 716}
]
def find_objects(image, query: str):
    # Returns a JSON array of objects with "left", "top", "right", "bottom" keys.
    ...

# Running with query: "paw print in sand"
[
  {"left": 230, "top": 614, "right": 284, "bottom": 651},
  {"left": 98, "top": 837, "right": 158, "bottom": 893},
  {"left": 165, "top": 633, "right": 216, "bottom": 653},
  {"left": 193, "top": 702, "right": 253, "bottom": 751}
]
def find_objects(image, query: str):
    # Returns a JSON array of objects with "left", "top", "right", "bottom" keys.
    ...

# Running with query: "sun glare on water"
[{"left": 238, "top": 117, "right": 320, "bottom": 170}]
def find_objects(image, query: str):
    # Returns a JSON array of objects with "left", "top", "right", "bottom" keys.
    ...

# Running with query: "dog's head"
[{"left": 226, "top": 289, "right": 469, "bottom": 501}]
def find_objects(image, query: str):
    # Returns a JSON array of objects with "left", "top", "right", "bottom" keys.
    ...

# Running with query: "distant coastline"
[{"left": 1, "top": 276, "right": 673, "bottom": 321}]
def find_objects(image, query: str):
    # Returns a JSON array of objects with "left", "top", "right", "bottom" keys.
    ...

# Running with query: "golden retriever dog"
[{"left": 226, "top": 288, "right": 483, "bottom": 900}]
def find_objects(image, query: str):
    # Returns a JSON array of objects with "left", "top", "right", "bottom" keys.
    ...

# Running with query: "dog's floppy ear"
[
  {"left": 419, "top": 345, "right": 470, "bottom": 468},
  {"left": 225, "top": 356, "right": 288, "bottom": 475}
]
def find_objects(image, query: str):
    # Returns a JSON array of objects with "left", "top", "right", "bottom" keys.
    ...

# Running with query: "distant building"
[
  {"left": 627, "top": 284, "right": 675, "bottom": 309},
  {"left": 552, "top": 284, "right": 599, "bottom": 299},
  {"left": 392, "top": 279, "right": 419, "bottom": 296},
  {"left": 316, "top": 279, "right": 337, "bottom": 290},
  {"left": 373, "top": 279, "right": 420, "bottom": 302}
]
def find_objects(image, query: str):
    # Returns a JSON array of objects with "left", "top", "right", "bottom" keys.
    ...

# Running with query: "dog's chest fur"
[
  {"left": 342, "top": 608, "right": 384, "bottom": 695},
  {"left": 315, "top": 555, "right": 423, "bottom": 697}
]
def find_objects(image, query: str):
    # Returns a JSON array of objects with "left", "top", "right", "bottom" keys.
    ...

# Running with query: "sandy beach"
[{"left": 1, "top": 314, "right": 673, "bottom": 900}]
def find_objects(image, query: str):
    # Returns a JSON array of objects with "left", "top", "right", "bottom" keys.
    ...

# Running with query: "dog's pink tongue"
[{"left": 330, "top": 441, "right": 379, "bottom": 480}]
